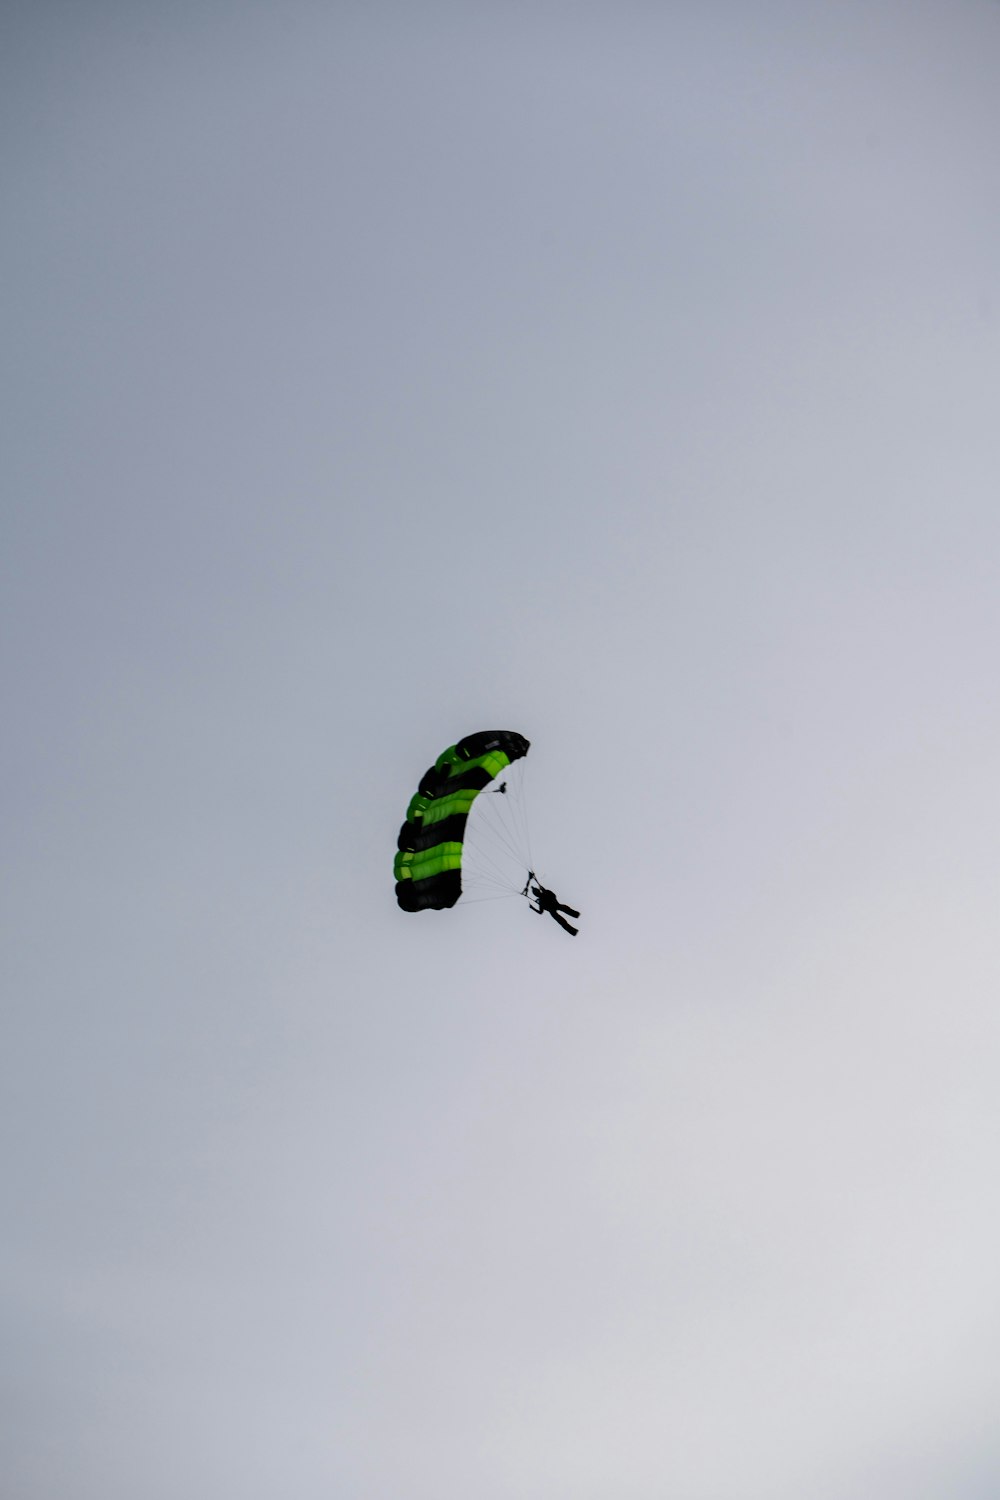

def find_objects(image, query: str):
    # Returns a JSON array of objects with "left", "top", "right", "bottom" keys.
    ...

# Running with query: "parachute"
[{"left": 394, "top": 730, "right": 531, "bottom": 910}]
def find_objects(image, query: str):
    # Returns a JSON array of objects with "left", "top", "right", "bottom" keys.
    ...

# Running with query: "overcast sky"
[{"left": 3, "top": 3, "right": 1000, "bottom": 1497}]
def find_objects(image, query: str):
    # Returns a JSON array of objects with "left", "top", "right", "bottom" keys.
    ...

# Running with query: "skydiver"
[{"left": 528, "top": 879, "right": 580, "bottom": 936}]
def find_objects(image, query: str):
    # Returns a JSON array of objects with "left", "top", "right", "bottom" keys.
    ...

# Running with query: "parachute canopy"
[{"left": 395, "top": 730, "right": 530, "bottom": 910}]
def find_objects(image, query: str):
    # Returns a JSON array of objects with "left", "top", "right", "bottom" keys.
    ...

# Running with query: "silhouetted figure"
[{"left": 527, "top": 878, "right": 580, "bottom": 936}]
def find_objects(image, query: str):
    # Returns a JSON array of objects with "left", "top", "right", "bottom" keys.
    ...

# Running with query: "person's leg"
[{"left": 552, "top": 912, "right": 578, "bottom": 935}]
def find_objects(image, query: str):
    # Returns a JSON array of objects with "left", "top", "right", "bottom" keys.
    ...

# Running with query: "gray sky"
[{"left": 3, "top": 3, "right": 1000, "bottom": 1496}]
